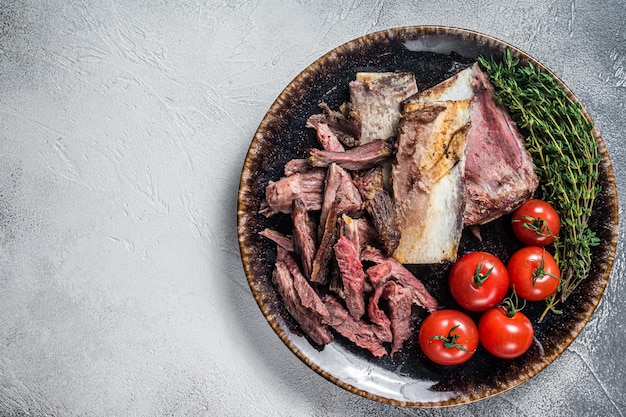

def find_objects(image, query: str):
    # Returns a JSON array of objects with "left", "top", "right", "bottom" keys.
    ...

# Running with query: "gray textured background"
[{"left": 0, "top": 1, "right": 624, "bottom": 416}]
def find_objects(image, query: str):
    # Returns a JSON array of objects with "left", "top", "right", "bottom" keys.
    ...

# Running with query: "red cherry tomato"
[
  {"left": 418, "top": 309, "right": 478, "bottom": 365},
  {"left": 478, "top": 305, "right": 534, "bottom": 359},
  {"left": 512, "top": 199, "right": 560, "bottom": 246},
  {"left": 507, "top": 246, "right": 561, "bottom": 301},
  {"left": 449, "top": 252, "right": 510, "bottom": 312}
]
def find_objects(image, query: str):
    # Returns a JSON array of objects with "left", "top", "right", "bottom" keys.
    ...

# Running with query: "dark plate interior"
[{"left": 237, "top": 26, "right": 619, "bottom": 406}]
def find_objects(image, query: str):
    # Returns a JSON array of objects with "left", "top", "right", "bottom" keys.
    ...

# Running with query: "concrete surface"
[{"left": 0, "top": 0, "right": 624, "bottom": 416}]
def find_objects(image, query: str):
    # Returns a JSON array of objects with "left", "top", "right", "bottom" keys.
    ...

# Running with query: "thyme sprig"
[{"left": 478, "top": 49, "right": 601, "bottom": 322}]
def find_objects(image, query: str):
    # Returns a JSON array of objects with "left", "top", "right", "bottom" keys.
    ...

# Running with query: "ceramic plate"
[{"left": 237, "top": 26, "right": 618, "bottom": 406}]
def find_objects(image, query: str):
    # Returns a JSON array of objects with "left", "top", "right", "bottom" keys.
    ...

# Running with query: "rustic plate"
[{"left": 237, "top": 26, "right": 618, "bottom": 406}]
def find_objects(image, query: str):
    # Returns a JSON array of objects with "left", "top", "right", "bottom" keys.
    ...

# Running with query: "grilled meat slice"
[
  {"left": 339, "top": 214, "right": 379, "bottom": 253},
  {"left": 323, "top": 295, "right": 387, "bottom": 358},
  {"left": 362, "top": 246, "right": 438, "bottom": 312},
  {"left": 353, "top": 167, "right": 385, "bottom": 201},
  {"left": 283, "top": 158, "right": 314, "bottom": 176},
  {"left": 279, "top": 247, "right": 328, "bottom": 319},
  {"left": 318, "top": 163, "right": 362, "bottom": 234},
  {"left": 272, "top": 261, "right": 333, "bottom": 346},
  {"left": 334, "top": 235, "right": 366, "bottom": 320},
  {"left": 263, "top": 169, "right": 325, "bottom": 216},
  {"left": 259, "top": 228, "right": 294, "bottom": 252},
  {"left": 385, "top": 282, "right": 413, "bottom": 356},
  {"left": 353, "top": 167, "right": 401, "bottom": 256},
  {"left": 338, "top": 214, "right": 362, "bottom": 252},
  {"left": 310, "top": 200, "right": 339, "bottom": 285},
  {"left": 327, "top": 259, "right": 344, "bottom": 298},
  {"left": 464, "top": 65, "right": 538, "bottom": 225},
  {"left": 307, "top": 121, "right": 345, "bottom": 152},
  {"left": 292, "top": 199, "right": 317, "bottom": 279},
  {"left": 309, "top": 139, "right": 393, "bottom": 171},
  {"left": 367, "top": 283, "right": 394, "bottom": 343},
  {"left": 306, "top": 102, "right": 360, "bottom": 148},
  {"left": 364, "top": 191, "right": 400, "bottom": 257},
  {"left": 367, "top": 280, "right": 413, "bottom": 355},
  {"left": 365, "top": 261, "right": 393, "bottom": 287},
  {"left": 349, "top": 72, "right": 418, "bottom": 143},
  {"left": 392, "top": 99, "right": 470, "bottom": 264}
]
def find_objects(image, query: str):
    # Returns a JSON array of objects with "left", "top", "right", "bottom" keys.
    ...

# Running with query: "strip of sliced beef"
[
  {"left": 365, "top": 261, "right": 393, "bottom": 287},
  {"left": 319, "top": 163, "right": 363, "bottom": 234},
  {"left": 292, "top": 199, "right": 317, "bottom": 279},
  {"left": 284, "top": 158, "right": 314, "bottom": 176},
  {"left": 319, "top": 164, "right": 343, "bottom": 233},
  {"left": 349, "top": 72, "right": 418, "bottom": 144},
  {"left": 323, "top": 295, "right": 387, "bottom": 358},
  {"left": 341, "top": 214, "right": 379, "bottom": 252},
  {"left": 308, "top": 139, "right": 393, "bottom": 171},
  {"left": 272, "top": 261, "right": 333, "bottom": 346},
  {"left": 278, "top": 247, "right": 329, "bottom": 319},
  {"left": 385, "top": 282, "right": 414, "bottom": 356},
  {"left": 307, "top": 121, "right": 345, "bottom": 152},
  {"left": 367, "top": 283, "right": 393, "bottom": 343},
  {"left": 328, "top": 259, "right": 344, "bottom": 298},
  {"left": 259, "top": 228, "right": 294, "bottom": 252},
  {"left": 334, "top": 235, "right": 366, "bottom": 320},
  {"left": 310, "top": 200, "right": 339, "bottom": 285},
  {"left": 306, "top": 102, "right": 360, "bottom": 148},
  {"left": 338, "top": 214, "right": 361, "bottom": 250},
  {"left": 361, "top": 246, "right": 438, "bottom": 312},
  {"left": 353, "top": 167, "right": 401, "bottom": 256},
  {"left": 263, "top": 169, "right": 325, "bottom": 216},
  {"left": 353, "top": 167, "right": 385, "bottom": 200},
  {"left": 367, "top": 280, "right": 413, "bottom": 355},
  {"left": 364, "top": 191, "right": 400, "bottom": 256},
  {"left": 335, "top": 185, "right": 363, "bottom": 219}
]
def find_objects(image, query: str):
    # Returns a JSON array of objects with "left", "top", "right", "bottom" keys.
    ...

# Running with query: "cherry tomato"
[
  {"left": 507, "top": 246, "right": 561, "bottom": 301},
  {"left": 418, "top": 309, "right": 478, "bottom": 365},
  {"left": 479, "top": 304, "right": 534, "bottom": 359},
  {"left": 512, "top": 199, "right": 560, "bottom": 246},
  {"left": 449, "top": 252, "right": 509, "bottom": 312}
]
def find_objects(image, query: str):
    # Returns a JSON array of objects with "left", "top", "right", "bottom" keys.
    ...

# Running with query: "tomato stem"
[
  {"left": 513, "top": 214, "right": 555, "bottom": 238},
  {"left": 473, "top": 261, "right": 494, "bottom": 287},
  {"left": 429, "top": 325, "right": 468, "bottom": 352},
  {"left": 531, "top": 248, "right": 560, "bottom": 286},
  {"left": 499, "top": 292, "right": 526, "bottom": 318}
]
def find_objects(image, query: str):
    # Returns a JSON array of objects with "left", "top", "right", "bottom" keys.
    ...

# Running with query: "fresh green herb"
[{"left": 478, "top": 49, "right": 601, "bottom": 322}]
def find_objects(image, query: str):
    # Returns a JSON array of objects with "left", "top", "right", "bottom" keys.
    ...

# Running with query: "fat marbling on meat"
[
  {"left": 390, "top": 62, "right": 538, "bottom": 263},
  {"left": 417, "top": 63, "right": 539, "bottom": 226},
  {"left": 391, "top": 98, "right": 470, "bottom": 264}
]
